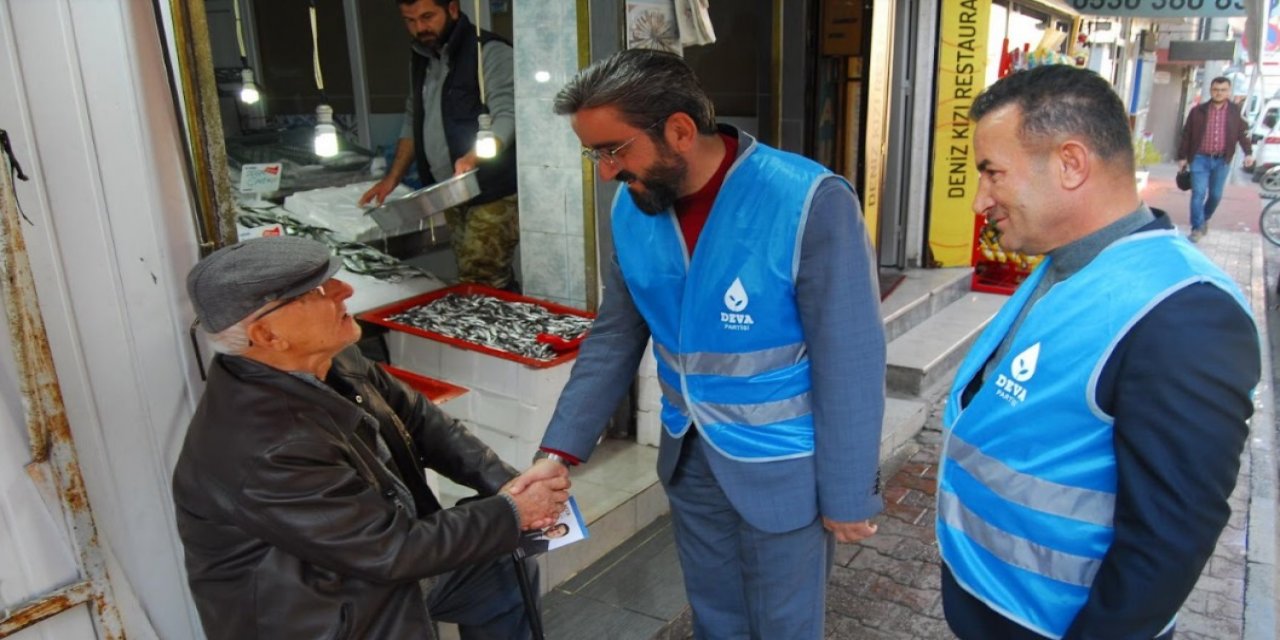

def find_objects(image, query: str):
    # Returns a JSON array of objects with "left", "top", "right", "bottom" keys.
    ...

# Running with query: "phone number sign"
[{"left": 1068, "top": 0, "right": 1244, "bottom": 16}]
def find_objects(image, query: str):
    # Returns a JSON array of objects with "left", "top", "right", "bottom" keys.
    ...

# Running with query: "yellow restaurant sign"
[
  {"left": 927, "top": 0, "right": 991, "bottom": 267},
  {"left": 861, "top": 0, "right": 897, "bottom": 246}
]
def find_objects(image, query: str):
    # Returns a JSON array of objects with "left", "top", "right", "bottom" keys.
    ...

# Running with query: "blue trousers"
[
  {"left": 1188, "top": 153, "right": 1230, "bottom": 231},
  {"left": 664, "top": 431, "right": 834, "bottom": 640}
]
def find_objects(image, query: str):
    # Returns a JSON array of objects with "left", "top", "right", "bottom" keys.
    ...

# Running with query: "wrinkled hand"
[
  {"left": 454, "top": 152, "right": 478, "bottom": 176},
  {"left": 502, "top": 472, "right": 570, "bottom": 531},
  {"left": 823, "top": 518, "right": 877, "bottom": 544},
  {"left": 358, "top": 176, "right": 399, "bottom": 207},
  {"left": 506, "top": 458, "right": 569, "bottom": 496}
]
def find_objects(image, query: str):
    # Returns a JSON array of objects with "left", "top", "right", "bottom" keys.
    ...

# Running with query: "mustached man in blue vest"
[
  {"left": 939, "top": 65, "right": 1261, "bottom": 639},
  {"left": 505, "top": 50, "right": 886, "bottom": 638},
  {"left": 359, "top": 0, "right": 520, "bottom": 292}
]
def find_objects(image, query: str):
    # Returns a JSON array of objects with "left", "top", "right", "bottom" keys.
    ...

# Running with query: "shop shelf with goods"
[{"left": 970, "top": 214, "right": 1043, "bottom": 295}]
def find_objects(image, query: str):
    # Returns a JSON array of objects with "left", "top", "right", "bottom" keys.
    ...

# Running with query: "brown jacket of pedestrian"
[{"left": 1177, "top": 100, "right": 1252, "bottom": 162}]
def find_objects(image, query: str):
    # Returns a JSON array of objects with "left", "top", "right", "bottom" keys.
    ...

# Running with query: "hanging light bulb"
[
  {"left": 233, "top": 0, "right": 260, "bottom": 106},
  {"left": 470, "top": 0, "right": 497, "bottom": 161},
  {"left": 475, "top": 113, "right": 497, "bottom": 159},
  {"left": 306, "top": 2, "right": 338, "bottom": 158},
  {"left": 239, "top": 68, "right": 260, "bottom": 105},
  {"left": 314, "top": 104, "right": 339, "bottom": 158}
]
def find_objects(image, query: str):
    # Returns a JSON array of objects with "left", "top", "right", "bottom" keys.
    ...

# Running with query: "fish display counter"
[
  {"left": 235, "top": 201, "right": 591, "bottom": 467},
  {"left": 235, "top": 203, "right": 446, "bottom": 313},
  {"left": 360, "top": 286, "right": 594, "bottom": 467},
  {"left": 341, "top": 267, "right": 445, "bottom": 315}
]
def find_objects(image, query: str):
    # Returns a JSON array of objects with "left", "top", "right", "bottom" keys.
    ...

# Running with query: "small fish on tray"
[{"left": 388, "top": 293, "right": 591, "bottom": 361}]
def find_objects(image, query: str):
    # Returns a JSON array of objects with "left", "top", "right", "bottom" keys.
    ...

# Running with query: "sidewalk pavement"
[{"left": 823, "top": 167, "right": 1277, "bottom": 639}]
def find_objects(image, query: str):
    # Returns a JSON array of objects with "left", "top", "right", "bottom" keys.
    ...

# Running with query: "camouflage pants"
[{"left": 444, "top": 194, "right": 519, "bottom": 290}]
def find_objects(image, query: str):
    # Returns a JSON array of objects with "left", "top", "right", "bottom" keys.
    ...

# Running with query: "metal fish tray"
[{"left": 364, "top": 169, "right": 480, "bottom": 235}]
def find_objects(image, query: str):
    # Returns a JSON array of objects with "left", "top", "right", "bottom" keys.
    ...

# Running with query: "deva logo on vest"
[
  {"left": 994, "top": 342, "right": 1039, "bottom": 406},
  {"left": 720, "top": 277, "right": 754, "bottom": 331}
]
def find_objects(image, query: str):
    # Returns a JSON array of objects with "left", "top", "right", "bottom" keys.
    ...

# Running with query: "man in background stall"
[{"left": 360, "top": 0, "right": 520, "bottom": 291}]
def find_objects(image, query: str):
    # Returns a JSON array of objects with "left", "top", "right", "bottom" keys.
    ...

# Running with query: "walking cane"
[{"left": 511, "top": 550, "right": 546, "bottom": 640}]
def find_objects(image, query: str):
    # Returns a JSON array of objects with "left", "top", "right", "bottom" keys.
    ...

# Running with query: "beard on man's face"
[
  {"left": 415, "top": 13, "right": 456, "bottom": 48},
  {"left": 617, "top": 147, "right": 687, "bottom": 215}
]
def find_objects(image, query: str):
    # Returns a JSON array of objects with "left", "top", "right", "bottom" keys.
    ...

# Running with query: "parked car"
[
  {"left": 1251, "top": 126, "right": 1280, "bottom": 181},
  {"left": 1250, "top": 99, "right": 1280, "bottom": 145},
  {"left": 1243, "top": 92, "right": 1263, "bottom": 126}
]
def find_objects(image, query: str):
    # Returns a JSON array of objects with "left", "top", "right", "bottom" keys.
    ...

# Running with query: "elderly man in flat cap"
[{"left": 172, "top": 236, "right": 568, "bottom": 640}]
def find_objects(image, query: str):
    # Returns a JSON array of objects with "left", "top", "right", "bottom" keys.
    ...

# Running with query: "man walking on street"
[
  {"left": 509, "top": 50, "right": 886, "bottom": 639},
  {"left": 360, "top": 0, "right": 520, "bottom": 291},
  {"left": 1177, "top": 75, "right": 1253, "bottom": 242},
  {"left": 940, "top": 65, "right": 1260, "bottom": 639}
]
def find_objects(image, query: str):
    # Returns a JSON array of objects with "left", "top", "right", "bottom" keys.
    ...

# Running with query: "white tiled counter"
[
  {"left": 634, "top": 339, "right": 663, "bottom": 448},
  {"left": 385, "top": 330, "right": 574, "bottom": 466},
  {"left": 362, "top": 286, "right": 590, "bottom": 468}
]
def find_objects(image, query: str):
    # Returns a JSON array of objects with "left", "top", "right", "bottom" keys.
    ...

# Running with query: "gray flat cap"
[{"left": 187, "top": 236, "right": 342, "bottom": 333}]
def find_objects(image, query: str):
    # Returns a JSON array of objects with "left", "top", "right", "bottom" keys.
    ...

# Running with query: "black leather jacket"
[{"left": 173, "top": 347, "right": 520, "bottom": 639}]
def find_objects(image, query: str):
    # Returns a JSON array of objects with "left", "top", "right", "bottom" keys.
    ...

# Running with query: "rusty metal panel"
[
  {"left": 0, "top": 581, "right": 92, "bottom": 636},
  {"left": 0, "top": 138, "right": 124, "bottom": 639}
]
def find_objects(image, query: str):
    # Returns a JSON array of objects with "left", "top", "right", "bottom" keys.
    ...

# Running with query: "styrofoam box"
[
  {"left": 635, "top": 338, "right": 662, "bottom": 413},
  {"left": 386, "top": 329, "right": 576, "bottom": 468},
  {"left": 636, "top": 408, "right": 663, "bottom": 448}
]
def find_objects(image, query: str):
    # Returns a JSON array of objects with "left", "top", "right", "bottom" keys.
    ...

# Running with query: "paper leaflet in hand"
[{"left": 516, "top": 496, "right": 588, "bottom": 558}]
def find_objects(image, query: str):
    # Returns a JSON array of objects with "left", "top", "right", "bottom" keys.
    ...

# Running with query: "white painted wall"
[{"left": 0, "top": 0, "right": 206, "bottom": 637}]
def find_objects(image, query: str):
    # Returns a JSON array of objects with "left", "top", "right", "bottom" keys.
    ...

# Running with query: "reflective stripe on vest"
[
  {"left": 946, "top": 435, "right": 1115, "bottom": 527},
  {"left": 654, "top": 341, "right": 807, "bottom": 377},
  {"left": 939, "top": 488, "right": 1101, "bottom": 588}
]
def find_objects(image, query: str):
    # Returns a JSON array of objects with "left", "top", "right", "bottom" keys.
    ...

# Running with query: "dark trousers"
[
  {"left": 426, "top": 552, "right": 539, "bottom": 640},
  {"left": 942, "top": 564, "right": 1174, "bottom": 640}
]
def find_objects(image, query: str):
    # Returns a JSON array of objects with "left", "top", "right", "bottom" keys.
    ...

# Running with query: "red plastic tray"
[
  {"left": 358, "top": 284, "right": 595, "bottom": 369},
  {"left": 379, "top": 363, "right": 469, "bottom": 405},
  {"left": 971, "top": 263, "right": 1027, "bottom": 295},
  {"left": 970, "top": 213, "right": 1025, "bottom": 296}
]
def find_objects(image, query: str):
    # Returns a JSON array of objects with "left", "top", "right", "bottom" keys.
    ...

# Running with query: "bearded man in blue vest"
[
  {"left": 938, "top": 65, "right": 1260, "bottom": 639},
  {"left": 360, "top": 0, "right": 519, "bottom": 291},
  {"left": 506, "top": 50, "right": 886, "bottom": 638}
]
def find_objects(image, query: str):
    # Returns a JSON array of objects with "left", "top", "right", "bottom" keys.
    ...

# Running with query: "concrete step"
[
  {"left": 880, "top": 267, "right": 974, "bottom": 343},
  {"left": 533, "top": 441, "right": 667, "bottom": 593},
  {"left": 544, "top": 516, "right": 685, "bottom": 640},
  {"left": 879, "top": 395, "right": 930, "bottom": 469},
  {"left": 886, "top": 292, "right": 1006, "bottom": 396}
]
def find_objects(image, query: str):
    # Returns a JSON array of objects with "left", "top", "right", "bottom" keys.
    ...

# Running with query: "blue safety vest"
[
  {"left": 612, "top": 136, "right": 849, "bottom": 461},
  {"left": 937, "top": 229, "right": 1252, "bottom": 638}
]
